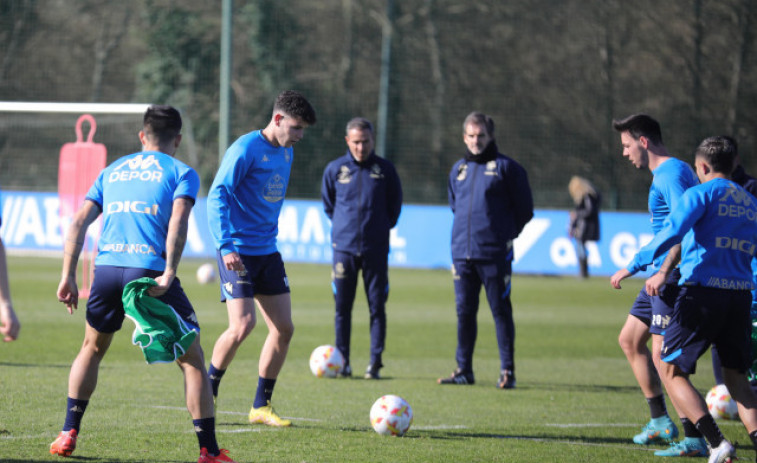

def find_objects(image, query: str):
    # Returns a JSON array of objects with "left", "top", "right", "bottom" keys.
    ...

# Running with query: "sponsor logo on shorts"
[{"left": 652, "top": 314, "right": 671, "bottom": 329}]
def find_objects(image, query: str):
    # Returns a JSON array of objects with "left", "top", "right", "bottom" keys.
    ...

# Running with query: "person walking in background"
[
  {"left": 568, "top": 176, "right": 601, "bottom": 279},
  {"left": 612, "top": 136, "right": 757, "bottom": 463},
  {"left": 206, "top": 90, "right": 316, "bottom": 427},
  {"left": 51, "top": 105, "right": 236, "bottom": 462},
  {"left": 438, "top": 111, "right": 533, "bottom": 389},
  {"left": 0, "top": 190, "right": 19, "bottom": 342},
  {"left": 321, "top": 117, "right": 403, "bottom": 379},
  {"left": 610, "top": 114, "right": 704, "bottom": 456}
]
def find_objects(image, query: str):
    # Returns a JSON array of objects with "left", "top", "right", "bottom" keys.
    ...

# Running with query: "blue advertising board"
[{"left": 0, "top": 191, "right": 654, "bottom": 276}]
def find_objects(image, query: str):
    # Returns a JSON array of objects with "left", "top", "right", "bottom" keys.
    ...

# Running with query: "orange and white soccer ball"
[
  {"left": 309, "top": 345, "right": 345, "bottom": 378},
  {"left": 706, "top": 384, "right": 739, "bottom": 420},
  {"left": 370, "top": 394, "right": 413, "bottom": 436},
  {"left": 196, "top": 263, "right": 216, "bottom": 285}
]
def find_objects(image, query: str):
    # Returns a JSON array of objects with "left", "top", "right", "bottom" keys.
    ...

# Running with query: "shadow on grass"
[
  {"left": 518, "top": 381, "right": 641, "bottom": 393},
  {"left": 0, "top": 361, "right": 70, "bottom": 368}
]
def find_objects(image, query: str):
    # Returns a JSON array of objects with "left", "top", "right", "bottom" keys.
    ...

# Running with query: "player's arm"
[
  {"left": 149, "top": 197, "right": 193, "bottom": 297},
  {"left": 645, "top": 244, "right": 681, "bottom": 296},
  {"left": 387, "top": 163, "right": 403, "bottom": 228},
  {"left": 58, "top": 200, "right": 101, "bottom": 313},
  {"left": 321, "top": 164, "right": 336, "bottom": 219},
  {"left": 0, "top": 235, "right": 19, "bottom": 341}
]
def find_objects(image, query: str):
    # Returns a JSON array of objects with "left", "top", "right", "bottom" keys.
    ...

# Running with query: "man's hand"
[
  {"left": 223, "top": 252, "right": 244, "bottom": 272},
  {"left": 645, "top": 272, "right": 667, "bottom": 297},
  {"left": 0, "top": 302, "right": 19, "bottom": 342},
  {"left": 57, "top": 276, "right": 79, "bottom": 314},
  {"left": 610, "top": 268, "right": 632, "bottom": 289},
  {"left": 148, "top": 273, "right": 176, "bottom": 298}
]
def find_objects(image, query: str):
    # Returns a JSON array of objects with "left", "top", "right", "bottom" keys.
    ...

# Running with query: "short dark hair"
[
  {"left": 463, "top": 111, "right": 495, "bottom": 137},
  {"left": 612, "top": 113, "right": 663, "bottom": 145},
  {"left": 143, "top": 105, "right": 182, "bottom": 145},
  {"left": 274, "top": 90, "right": 317, "bottom": 125},
  {"left": 345, "top": 117, "right": 374, "bottom": 136},
  {"left": 695, "top": 135, "right": 737, "bottom": 175}
]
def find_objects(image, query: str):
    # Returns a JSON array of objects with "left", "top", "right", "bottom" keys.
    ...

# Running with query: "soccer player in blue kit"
[
  {"left": 51, "top": 106, "right": 236, "bottom": 462},
  {"left": 612, "top": 136, "right": 757, "bottom": 463},
  {"left": 206, "top": 91, "right": 317, "bottom": 427},
  {"left": 610, "top": 114, "right": 705, "bottom": 456}
]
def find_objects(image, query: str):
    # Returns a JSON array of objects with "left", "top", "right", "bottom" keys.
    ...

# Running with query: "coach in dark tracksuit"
[
  {"left": 321, "top": 117, "right": 403, "bottom": 380},
  {"left": 438, "top": 112, "right": 533, "bottom": 389}
]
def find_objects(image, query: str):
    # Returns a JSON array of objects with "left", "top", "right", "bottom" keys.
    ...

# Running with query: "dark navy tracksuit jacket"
[{"left": 322, "top": 151, "right": 402, "bottom": 366}]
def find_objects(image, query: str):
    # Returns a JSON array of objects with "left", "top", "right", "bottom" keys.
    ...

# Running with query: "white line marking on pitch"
[
  {"left": 546, "top": 423, "right": 638, "bottom": 428},
  {"left": 150, "top": 405, "right": 324, "bottom": 422}
]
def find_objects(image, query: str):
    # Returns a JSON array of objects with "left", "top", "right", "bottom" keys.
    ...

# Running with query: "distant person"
[
  {"left": 51, "top": 105, "right": 236, "bottom": 462},
  {"left": 610, "top": 114, "right": 704, "bottom": 457},
  {"left": 612, "top": 135, "right": 757, "bottom": 463},
  {"left": 321, "top": 117, "right": 403, "bottom": 379},
  {"left": 568, "top": 176, "right": 601, "bottom": 278},
  {"left": 206, "top": 90, "right": 317, "bottom": 427},
  {"left": 438, "top": 111, "right": 533, "bottom": 389},
  {"left": 0, "top": 190, "right": 19, "bottom": 342}
]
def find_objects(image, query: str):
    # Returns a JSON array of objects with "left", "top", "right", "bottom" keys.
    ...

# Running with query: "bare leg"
[
  {"left": 651, "top": 333, "right": 688, "bottom": 420},
  {"left": 211, "top": 298, "right": 256, "bottom": 370},
  {"left": 177, "top": 335, "right": 214, "bottom": 419},
  {"left": 68, "top": 324, "right": 114, "bottom": 399},
  {"left": 254, "top": 293, "right": 294, "bottom": 378},
  {"left": 618, "top": 315, "right": 662, "bottom": 398}
]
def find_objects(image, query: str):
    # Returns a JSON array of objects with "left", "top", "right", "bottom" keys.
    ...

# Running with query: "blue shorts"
[
  {"left": 661, "top": 285, "right": 752, "bottom": 375},
  {"left": 87, "top": 266, "right": 198, "bottom": 334},
  {"left": 216, "top": 251, "right": 290, "bottom": 301},
  {"left": 629, "top": 268, "right": 681, "bottom": 335}
]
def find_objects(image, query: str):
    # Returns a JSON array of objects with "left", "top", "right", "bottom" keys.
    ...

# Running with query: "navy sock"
[
  {"left": 193, "top": 417, "right": 219, "bottom": 455},
  {"left": 647, "top": 394, "right": 667, "bottom": 419},
  {"left": 695, "top": 414, "right": 724, "bottom": 448},
  {"left": 253, "top": 377, "right": 276, "bottom": 409},
  {"left": 208, "top": 364, "right": 226, "bottom": 398},
  {"left": 681, "top": 417, "right": 703, "bottom": 438},
  {"left": 63, "top": 397, "right": 89, "bottom": 432}
]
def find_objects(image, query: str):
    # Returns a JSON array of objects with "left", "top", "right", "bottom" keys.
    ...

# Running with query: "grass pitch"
[{"left": 0, "top": 256, "right": 748, "bottom": 462}]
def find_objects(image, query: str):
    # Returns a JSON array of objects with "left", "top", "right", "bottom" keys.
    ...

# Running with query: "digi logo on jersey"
[
  {"left": 106, "top": 200, "right": 159, "bottom": 216},
  {"left": 108, "top": 154, "right": 164, "bottom": 183},
  {"left": 715, "top": 236, "right": 756, "bottom": 255}
]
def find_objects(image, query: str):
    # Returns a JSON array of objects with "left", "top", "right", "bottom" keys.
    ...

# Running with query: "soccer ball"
[
  {"left": 706, "top": 384, "right": 739, "bottom": 420},
  {"left": 309, "top": 345, "right": 345, "bottom": 378},
  {"left": 369, "top": 395, "right": 413, "bottom": 436},
  {"left": 196, "top": 263, "right": 216, "bottom": 284}
]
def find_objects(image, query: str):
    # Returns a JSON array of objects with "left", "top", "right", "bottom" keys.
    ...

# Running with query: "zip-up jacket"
[
  {"left": 322, "top": 151, "right": 403, "bottom": 255},
  {"left": 448, "top": 142, "right": 533, "bottom": 260}
]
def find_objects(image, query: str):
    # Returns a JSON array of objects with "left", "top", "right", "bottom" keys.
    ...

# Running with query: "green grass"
[{"left": 0, "top": 256, "right": 748, "bottom": 462}]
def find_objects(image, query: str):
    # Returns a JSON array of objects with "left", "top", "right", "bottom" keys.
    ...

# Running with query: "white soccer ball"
[
  {"left": 309, "top": 345, "right": 345, "bottom": 378},
  {"left": 706, "top": 384, "right": 739, "bottom": 420},
  {"left": 196, "top": 263, "right": 216, "bottom": 285},
  {"left": 370, "top": 395, "right": 413, "bottom": 436}
]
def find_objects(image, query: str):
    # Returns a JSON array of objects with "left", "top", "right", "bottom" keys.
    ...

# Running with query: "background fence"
[{"left": 2, "top": 0, "right": 757, "bottom": 211}]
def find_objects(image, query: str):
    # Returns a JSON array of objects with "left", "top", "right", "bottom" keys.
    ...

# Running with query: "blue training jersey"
[
  {"left": 207, "top": 130, "right": 294, "bottom": 256},
  {"left": 646, "top": 157, "right": 699, "bottom": 269},
  {"left": 628, "top": 178, "right": 757, "bottom": 289},
  {"left": 86, "top": 151, "right": 199, "bottom": 271}
]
